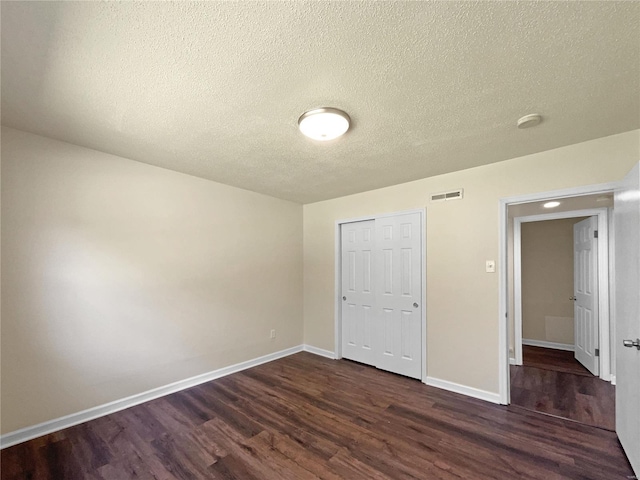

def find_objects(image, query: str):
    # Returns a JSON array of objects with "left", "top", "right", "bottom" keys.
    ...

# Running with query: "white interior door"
[
  {"left": 341, "top": 220, "right": 376, "bottom": 366},
  {"left": 573, "top": 216, "right": 599, "bottom": 375},
  {"left": 374, "top": 213, "right": 422, "bottom": 379},
  {"left": 615, "top": 162, "right": 640, "bottom": 475}
]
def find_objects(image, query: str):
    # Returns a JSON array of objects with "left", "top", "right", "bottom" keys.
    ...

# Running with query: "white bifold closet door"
[{"left": 341, "top": 212, "right": 422, "bottom": 380}]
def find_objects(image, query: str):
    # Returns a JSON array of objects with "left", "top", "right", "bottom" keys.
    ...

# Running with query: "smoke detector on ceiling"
[{"left": 517, "top": 113, "right": 543, "bottom": 129}]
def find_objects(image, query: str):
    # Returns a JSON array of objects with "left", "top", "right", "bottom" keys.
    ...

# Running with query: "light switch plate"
[{"left": 485, "top": 260, "right": 496, "bottom": 273}]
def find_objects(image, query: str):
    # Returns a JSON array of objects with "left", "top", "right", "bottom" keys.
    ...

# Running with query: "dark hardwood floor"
[
  {"left": 522, "top": 345, "right": 593, "bottom": 376},
  {"left": 2, "top": 352, "right": 632, "bottom": 479},
  {"left": 511, "top": 347, "right": 616, "bottom": 431}
]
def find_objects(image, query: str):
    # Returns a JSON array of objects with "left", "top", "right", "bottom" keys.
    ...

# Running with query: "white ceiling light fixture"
[
  {"left": 543, "top": 201, "right": 561, "bottom": 208},
  {"left": 298, "top": 107, "right": 350, "bottom": 141},
  {"left": 517, "top": 113, "right": 543, "bottom": 129}
]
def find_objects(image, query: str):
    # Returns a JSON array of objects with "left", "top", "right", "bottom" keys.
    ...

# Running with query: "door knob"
[
  {"left": 623, "top": 338, "right": 640, "bottom": 350},
  {"left": 413, "top": 302, "right": 419, "bottom": 308},
  {"left": 570, "top": 296, "right": 576, "bottom": 301},
  {"left": 342, "top": 296, "right": 346, "bottom": 301}
]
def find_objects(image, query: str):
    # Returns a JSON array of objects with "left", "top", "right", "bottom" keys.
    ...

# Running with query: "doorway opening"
[
  {"left": 499, "top": 186, "right": 618, "bottom": 431},
  {"left": 513, "top": 209, "right": 611, "bottom": 377},
  {"left": 511, "top": 208, "right": 615, "bottom": 430}
]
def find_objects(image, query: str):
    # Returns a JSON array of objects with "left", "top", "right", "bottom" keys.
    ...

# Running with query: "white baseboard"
[
  {"left": 522, "top": 339, "right": 574, "bottom": 352},
  {"left": 303, "top": 344, "right": 336, "bottom": 359},
  {"left": 509, "top": 357, "right": 518, "bottom": 365},
  {"left": 0, "top": 345, "right": 304, "bottom": 450},
  {"left": 425, "top": 376, "right": 501, "bottom": 405},
  {"left": 610, "top": 375, "right": 616, "bottom": 386}
]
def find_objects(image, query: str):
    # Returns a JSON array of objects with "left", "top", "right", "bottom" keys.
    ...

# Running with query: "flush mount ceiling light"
[
  {"left": 517, "top": 113, "right": 543, "bottom": 129},
  {"left": 298, "top": 107, "right": 350, "bottom": 141},
  {"left": 543, "top": 201, "right": 561, "bottom": 208}
]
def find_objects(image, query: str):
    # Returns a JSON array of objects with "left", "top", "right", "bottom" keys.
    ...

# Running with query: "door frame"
[
  {"left": 334, "top": 208, "right": 427, "bottom": 382},
  {"left": 512, "top": 208, "right": 610, "bottom": 381},
  {"left": 498, "top": 181, "right": 617, "bottom": 404}
]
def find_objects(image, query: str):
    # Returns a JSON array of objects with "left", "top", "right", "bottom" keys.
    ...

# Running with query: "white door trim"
[
  {"left": 513, "top": 208, "right": 610, "bottom": 380},
  {"left": 334, "top": 208, "right": 427, "bottom": 382},
  {"left": 498, "top": 181, "right": 617, "bottom": 404}
]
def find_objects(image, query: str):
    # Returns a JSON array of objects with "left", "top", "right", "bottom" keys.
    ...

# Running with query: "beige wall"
[
  {"left": 1, "top": 128, "right": 303, "bottom": 434},
  {"left": 303, "top": 129, "right": 639, "bottom": 395},
  {"left": 521, "top": 218, "right": 586, "bottom": 344}
]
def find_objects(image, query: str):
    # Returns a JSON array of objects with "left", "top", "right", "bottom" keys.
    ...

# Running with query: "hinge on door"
[
  {"left": 594, "top": 230, "right": 598, "bottom": 238},
  {"left": 595, "top": 348, "right": 600, "bottom": 357}
]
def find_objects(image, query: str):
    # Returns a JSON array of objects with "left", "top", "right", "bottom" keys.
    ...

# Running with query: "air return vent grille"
[{"left": 430, "top": 188, "right": 464, "bottom": 203}]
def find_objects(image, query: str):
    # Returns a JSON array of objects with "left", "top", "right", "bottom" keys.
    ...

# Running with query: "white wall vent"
[{"left": 430, "top": 188, "right": 464, "bottom": 203}]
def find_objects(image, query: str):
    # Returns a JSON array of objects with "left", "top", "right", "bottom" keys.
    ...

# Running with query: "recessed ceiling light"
[
  {"left": 298, "top": 107, "right": 350, "bottom": 141},
  {"left": 543, "top": 201, "right": 561, "bottom": 208},
  {"left": 517, "top": 113, "right": 543, "bottom": 129}
]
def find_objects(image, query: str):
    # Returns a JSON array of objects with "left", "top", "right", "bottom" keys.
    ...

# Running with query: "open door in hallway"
[{"left": 573, "top": 216, "right": 599, "bottom": 375}]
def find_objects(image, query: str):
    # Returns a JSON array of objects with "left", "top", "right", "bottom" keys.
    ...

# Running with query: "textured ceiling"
[{"left": 2, "top": 2, "right": 639, "bottom": 204}]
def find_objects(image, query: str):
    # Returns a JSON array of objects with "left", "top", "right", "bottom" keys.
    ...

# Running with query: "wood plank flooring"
[
  {"left": 522, "top": 345, "right": 593, "bottom": 376},
  {"left": 2, "top": 352, "right": 633, "bottom": 479},
  {"left": 511, "top": 346, "right": 616, "bottom": 431}
]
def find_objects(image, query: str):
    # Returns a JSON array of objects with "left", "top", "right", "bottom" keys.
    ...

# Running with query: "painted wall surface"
[
  {"left": 1, "top": 128, "right": 303, "bottom": 434},
  {"left": 303, "top": 130, "right": 639, "bottom": 395},
  {"left": 521, "top": 218, "right": 586, "bottom": 344}
]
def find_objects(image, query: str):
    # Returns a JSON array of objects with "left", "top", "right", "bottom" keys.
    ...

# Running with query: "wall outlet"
[
  {"left": 270, "top": 329, "right": 276, "bottom": 339},
  {"left": 485, "top": 260, "right": 496, "bottom": 273}
]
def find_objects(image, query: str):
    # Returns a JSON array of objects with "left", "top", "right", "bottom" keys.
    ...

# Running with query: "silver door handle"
[
  {"left": 413, "top": 302, "right": 419, "bottom": 308},
  {"left": 623, "top": 338, "right": 640, "bottom": 350},
  {"left": 342, "top": 296, "right": 346, "bottom": 301}
]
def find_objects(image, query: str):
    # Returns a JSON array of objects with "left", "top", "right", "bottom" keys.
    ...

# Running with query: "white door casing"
[
  {"left": 374, "top": 213, "right": 423, "bottom": 379},
  {"left": 573, "top": 216, "right": 599, "bottom": 375},
  {"left": 615, "top": 162, "right": 640, "bottom": 475},
  {"left": 341, "top": 220, "right": 376, "bottom": 366}
]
